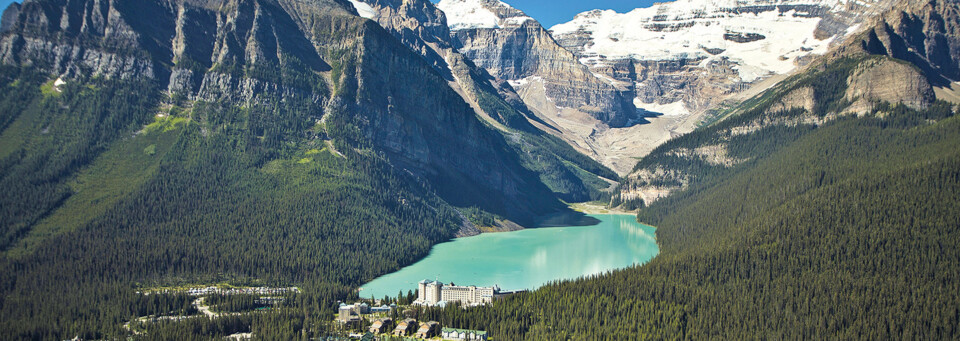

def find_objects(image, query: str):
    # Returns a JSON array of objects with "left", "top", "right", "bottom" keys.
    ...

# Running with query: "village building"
[
  {"left": 368, "top": 318, "right": 393, "bottom": 334},
  {"left": 370, "top": 304, "right": 396, "bottom": 313},
  {"left": 392, "top": 318, "right": 417, "bottom": 336},
  {"left": 337, "top": 305, "right": 359, "bottom": 323},
  {"left": 415, "top": 280, "right": 500, "bottom": 306},
  {"left": 415, "top": 321, "right": 440, "bottom": 338},
  {"left": 337, "top": 302, "right": 369, "bottom": 323},
  {"left": 441, "top": 328, "right": 488, "bottom": 340}
]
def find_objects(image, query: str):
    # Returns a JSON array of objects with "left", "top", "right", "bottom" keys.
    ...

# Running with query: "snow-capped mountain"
[
  {"left": 551, "top": 0, "right": 899, "bottom": 114},
  {"left": 438, "top": 0, "right": 534, "bottom": 30},
  {"left": 615, "top": 0, "right": 960, "bottom": 208},
  {"left": 437, "top": 0, "right": 646, "bottom": 172},
  {"left": 553, "top": 2, "right": 833, "bottom": 82},
  {"left": 431, "top": 0, "right": 899, "bottom": 174}
]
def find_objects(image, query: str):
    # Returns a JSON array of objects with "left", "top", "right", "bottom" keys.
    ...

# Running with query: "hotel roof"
[{"left": 442, "top": 327, "right": 488, "bottom": 335}]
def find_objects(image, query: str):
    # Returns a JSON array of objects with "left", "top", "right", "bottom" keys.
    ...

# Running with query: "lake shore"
[
  {"left": 360, "top": 214, "right": 658, "bottom": 299},
  {"left": 567, "top": 202, "right": 634, "bottom": 215}
]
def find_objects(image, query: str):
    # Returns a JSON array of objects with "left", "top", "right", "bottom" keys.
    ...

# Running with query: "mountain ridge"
[
  {"left": 437, "top": 0, "right": 638, "bottom": 128},
  {"left": 614, "top": 0, "right": 957, "bottom": 209},
  {"left": 412, "top": 1, "right": 960, "bottom": 338},
  {"left": 354, "top": 0, "right": 619, "bottom": 207},
  {"left": 431, "top": 0, "right": 901, "bottom": 175},
  {"left": 0, "top": 0, "right": 609, "bottom": 337},
  {"left": 0, "top": 0, "right": 957, "bottom": 339}
]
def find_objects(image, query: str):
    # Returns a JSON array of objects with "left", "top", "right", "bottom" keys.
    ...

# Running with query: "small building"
[
  {"left": 415, "top": 279, "right": 500, "bottom": 306},
  {"left": 441, "top": 327, "right": 488, "bottom": 340},
  {"left": 392, "top": 318, "right": 417, "bottom": 336},
  {"left": 349, "top": 332, "right": 375, "bottom": 341},
  {"left": 415, "top": 321, "right": 440, "bottom": 338},
  {"left": 337, "top": 302, "right": 371, "bottom": 322},
  {"left": 369, "top": 318, "right": 393, "bottom": 334},
  {"left": 357, "top": 302, "right": 370, "bottom": 314},
  {"left": 370, "top": 304, "right": 395, "bottom": 313},
  {"left": 338, "top": 304, "right": 359, "bottom": 323}
]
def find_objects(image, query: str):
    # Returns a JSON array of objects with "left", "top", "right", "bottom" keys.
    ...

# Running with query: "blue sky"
[
  {"left": 1, "top": 1, "right": 15, "bottom": 12},
  {"left": 0, "top": 0, "right": 657, "bottom": 29}
]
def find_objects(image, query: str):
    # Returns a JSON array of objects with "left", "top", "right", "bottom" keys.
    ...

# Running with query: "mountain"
[
  {"left": 0, "top": 0, "right": 606, "bottom": 338},
  {"left": 436, "top": 0, "right": 664, "bottom": 173},
  {"left": 552, "top": 0, "right": 900, "bottom": 112},
  {"left": 0, "top": 0, "right": 571, "bottom": 231},
  {"left": 615, "top": 0, "right": 959, "bottom": 209},
  {"left": 350, "top": 0, "right": 619, "bottom": 207},
  {"left": 437, "top": 0, "right": 636, "bottom": 127},
  {"left": 849, "top": 0, "right": 960, "bottom": 86},
  {"left": 0, "top": 2, "right": 17, "bottom": 32},
  {"left": 415, "top": 0, "right": 960, "bottom": 338},
  {"left": 430, "top": 0, "right": 901, "bottom": 175},
  {"left": 509, "top": 0, "right": 897, "bottom": 173},
  {"left": 0, "top": 0, "right": 957, "bottom": 338}
]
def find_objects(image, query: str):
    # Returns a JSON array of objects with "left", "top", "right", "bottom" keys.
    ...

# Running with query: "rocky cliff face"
[
  {"left": 436, "top": 0, "right": 637, "bottom": 128},
  {"left": 0, "top": 0, "right": 355, "bottom": 99},
  {"left": 0, "top": 0, "right": 570, "bottom": 225},
  {"left": 527, "top": 0, "right": 900, "bottom": 174},
  {"left": 844, "top": 58, "right": 935, "bottom": 113},
  {"left": 354, "top": 0, "right": 454, "bottom": 76},
  {"left": 614, "top": 0, "right": 954, "bottom": 210},
  {"left": 616, "top": 56, "right": 939, "bottom": 209},
  {"left": 551, "top": 0, "right": 900, "bottom": 115},
  {"left": 428, "top": 0, "right": 903, "bottom": 175},
  {"left": 352, "top": 0, "right": 619, "bottom": 213},
  {"left": 852, "top": 0, "right": 960, "bottom": 84}
]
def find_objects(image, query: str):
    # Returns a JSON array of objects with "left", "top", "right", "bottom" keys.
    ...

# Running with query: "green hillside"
[
  {"left": 0, "top": 1, "right": 597, "bottom": 338},
  {"left": 0, "top": 62, "right": 466, "bottom": 337},
  {"left": 0, "top": 0, "right": 956, "bottom": 339},
  {"left": 415, "top": 54, "right": 960, "bottom": 339}
]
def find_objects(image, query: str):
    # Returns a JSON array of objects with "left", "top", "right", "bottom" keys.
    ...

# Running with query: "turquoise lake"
[{"left": 360, "top": 214, "right": 658, "bottom": 299}]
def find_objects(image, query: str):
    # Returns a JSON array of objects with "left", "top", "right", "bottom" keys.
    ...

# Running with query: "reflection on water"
[
  {"left": 619, "top": 218, "right": 658, "bottom": 256},
  {"left": 535, "top": 210, "right": 602, "bottom": 227},
  {"left": 359, "top": 215, "right": 658, "bottom": 299}
]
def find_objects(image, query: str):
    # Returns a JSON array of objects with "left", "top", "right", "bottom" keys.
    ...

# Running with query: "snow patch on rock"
[
  {"left": 438, "top": 0, "right": 503, "bottom": 30},
  {"left": 551, "top": 0, "right": 857, "bottom": 82},
  {"left": 438, "top": 0, "right": 533, "bottom": 30},
  {"left": 53, "top": 76, "right": 66, "bottom": 93},
  {"left": 349, "top": 0, "right": 376, "bottom": 19},
  {"left": 634, "top": 98, "right": 691, "bottom": 117}
]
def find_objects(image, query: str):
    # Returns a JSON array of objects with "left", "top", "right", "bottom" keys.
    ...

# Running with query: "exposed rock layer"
[
  {"left": 438, "top": 0, "right": 637, "bottom": 128},
  {"left": 357, "top": 0, "right": 618, "bottom": 207},
  {"left": 615, "top": 0, "right": 953, "bottom": 211},
  {"left": 551, "top": 0, "right": 901, "bottom": 115},
  {"left": 0, "top": 0, "right": 568, "bottom": 225}
]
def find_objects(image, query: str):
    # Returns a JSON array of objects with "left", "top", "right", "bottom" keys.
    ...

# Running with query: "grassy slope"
[{"left": 8, "top": 114, "right": 184, "bottom": 256}]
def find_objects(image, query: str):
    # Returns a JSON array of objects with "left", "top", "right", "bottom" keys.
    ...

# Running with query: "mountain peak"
[
  {"left": 550, "top": 0, "right": 897, "bottom": 96},
  {"left": 437, "top": 0, "right": 532, "bottom": 30}
]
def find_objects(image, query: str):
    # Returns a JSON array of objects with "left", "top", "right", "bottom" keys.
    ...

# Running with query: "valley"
[
  {"left": 0, "top": 0, "right": 957, "bottom": 339},
  {"left": 439, "top": 0, "right": 902, "bottom": 175}
]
